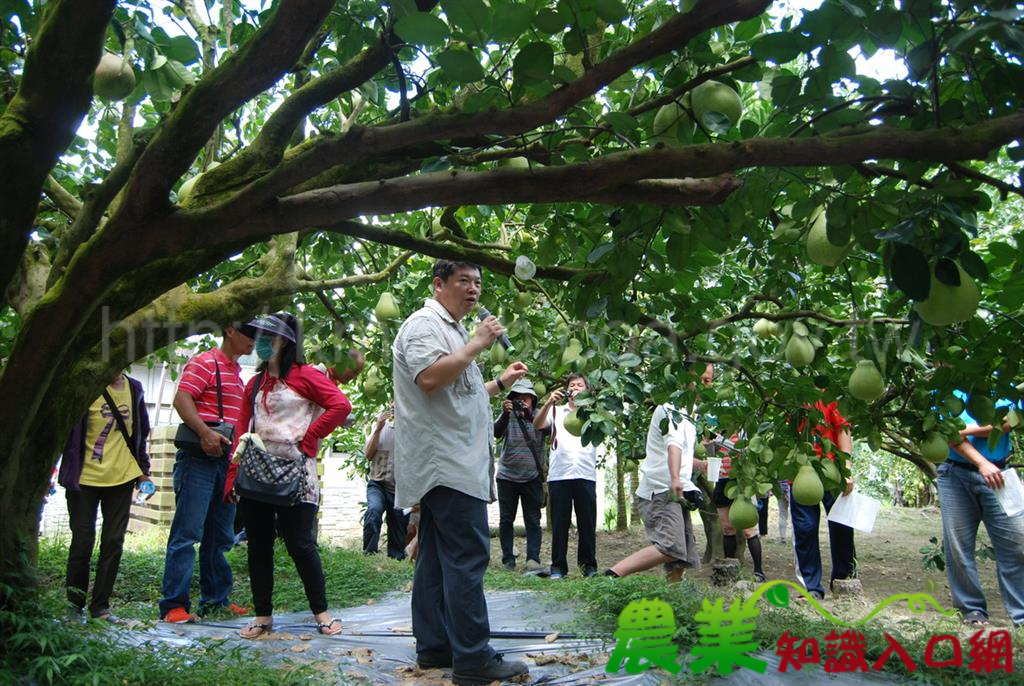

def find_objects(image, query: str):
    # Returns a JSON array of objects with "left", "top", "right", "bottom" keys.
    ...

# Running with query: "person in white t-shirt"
[
  {"left": 604, "top": 402, "right": 705, "bottom": 581},
  {"left": 533, "top": 373, "right": 598, "bottom": 578}
]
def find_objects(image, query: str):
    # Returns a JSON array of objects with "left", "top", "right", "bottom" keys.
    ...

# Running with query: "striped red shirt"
[{"left": 177, "top": 348, "right": 245, "bottom": 429}]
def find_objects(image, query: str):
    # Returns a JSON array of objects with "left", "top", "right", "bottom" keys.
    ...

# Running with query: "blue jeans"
[
  {"left": 791, "top": 491, "right": 856, "bottom": 596},
  {"left": 363, "top": 481, "right": 409, "bottom": 559},
  {"left": 937, "top": 463, "right": 1024, "bottom": 625},
  {"left": 413, "top": 486, "right": 495, "bottom": 670},
  {"left": 159, "top": 451, "right": 236, "bottom": 616}
]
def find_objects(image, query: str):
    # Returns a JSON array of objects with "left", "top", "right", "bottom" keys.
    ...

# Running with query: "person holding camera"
[
  {"left": 534, "top": 373, "right": 599, "bottom": 578},
  {"left": 604, "top": 402, "right": 703, "bottom": 581},
  {"left": 494, "top": 379, "right": 550, "bottom": 573},
  {"left": 159, "top": 323, "right": 255, "bottom": 623},
  {"left": 362, "top": 404, "right": 410, "bottom": 559}
]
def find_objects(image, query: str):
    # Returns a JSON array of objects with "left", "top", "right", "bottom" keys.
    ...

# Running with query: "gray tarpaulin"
[{"left": 127, "top": 591, "right": 901, "bottom": 684}]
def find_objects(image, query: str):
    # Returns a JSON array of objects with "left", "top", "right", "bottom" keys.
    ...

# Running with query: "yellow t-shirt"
[{"left": 78, "top": 383, "right": 142, "bottom": 487}]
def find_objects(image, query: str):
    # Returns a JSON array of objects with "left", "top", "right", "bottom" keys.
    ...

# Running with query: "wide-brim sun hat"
[{"left": 508, "top": 378, "right": 537, "bottom": 399}]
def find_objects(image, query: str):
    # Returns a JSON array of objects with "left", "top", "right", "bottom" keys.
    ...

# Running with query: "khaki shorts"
[{"left": 637, "top": 491, "right": 700, "bottom": 571}]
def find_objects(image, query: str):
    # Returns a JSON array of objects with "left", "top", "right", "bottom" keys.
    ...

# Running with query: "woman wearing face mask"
[{"left": 224, "top": 313, "right": 352, "bottom": 638}]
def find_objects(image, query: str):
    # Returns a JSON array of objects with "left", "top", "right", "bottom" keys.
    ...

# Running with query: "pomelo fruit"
[
  {"left": 690, "top": 80, "right": 742, "bottom": 132},
  {"left": 752, "top": 318, "right": 779, "bottom": 338},
  {"left": 848, "top": 360, "right": 884, "bottom": 401},
  {"left": 806, "top": 208, "right": 850, "bottom": 267},
  {"left": 920, "top": 433, "right": 949, "bottom": 464},
  {"left": 728, "top": 499, "right": 759, "bottom": 530},
  {"left": 515, "top": 291, "right": 533, "bottom": 308},
  {"left": 374, "top": 292, "right": 401, "bottom": 321},
  {"left": 94, "top": 53, "right": 136, "bottom": 101},
  {"left": 177, "top": 161, "right": 221, "bottom": 204},
  {"left": 652, "top": 102, "right": 694, "bottom": 146},
  {"left": 792, "top": 465, "right": 824, "bottom": 506},
  {"left": 533, "top": 382, "right": 547, "bottom": 398},
  {"left": 913, "top": 261, "right": 980, "bottom": 326},
  {"left": 785, "top": 335, "right": 815, "bottom": 367},
  {"left": 563, "top": 408, "right": 584, "bottom": 437}
]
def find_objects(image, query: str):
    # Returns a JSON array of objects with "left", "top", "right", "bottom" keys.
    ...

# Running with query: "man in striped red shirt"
[{"left": 159, "top": 324, "right": 255, "bottom": 623}]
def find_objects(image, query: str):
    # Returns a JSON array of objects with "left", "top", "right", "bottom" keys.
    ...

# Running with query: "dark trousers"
[
  {"left": 413, "top": 486, "right": 495, "bottom": 671},
  {"left": 240, "top": 498, "right": 327, "bottom": 616},
  {"left": 65, "top": 480, "right": 135, "bottom": 615},
  {"left": 548, "top": 478, "right": 597, "bottom": 576},
  {"left": 791, "top": 491, "right": 856, "bottom": 596},
  {"left": 363, "top": 480, "right": 410, "bottom": 559},
  {"left": 496, "top": 477, "right": 544, "bottom": 565}
]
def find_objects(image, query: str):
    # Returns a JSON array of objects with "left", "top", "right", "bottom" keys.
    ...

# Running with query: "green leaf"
[
  {"left": 395, "top": 12, "right": 450, "bottom": 47},
  {"left": 934, "top": 257, "right": 961, "bottom": 287},
  {"left": 435, "top": 49, "right": 485, "bottom": 84},
  {"left": 491, "top": 2, "right": 534, "bottom": 43},
  {"left": 752, "top": 32, "right": 804, "bottom": 64},
  {"left": 770, "top": 73, "right": 801, "bottom": 106},
  {"left": 141, "top": 68, "right": 173, "bottom": 102},
  {"left": 513, "top": 41, "right": 554, "bottom": 83},
  {"left": 906, "top": 40, "right": 936, "bottom": 81},
  {"left": 442, "top": 0, "right": 490, "bottom": 43},
  {"left": 160, "top": 35, "right": 200, "bottom": 65},
  {"left": 959, "top": 250, "right": 989, "bottom": 282},
  {"left": 602, "top": 111, "right": 638, "bottom": 135},
  {"left": 533, "top": 8, "right": 565, "bottom": 34},
  {"left": 587, "top": 243, "right": 615, "bottom": 263},
  {"left": 617, "top": 353, "right": 641, "bottom": 368},
  {"left": 890, "top": 244, "right": 930, "bottom": 301},
  {"left": 593, "top": 0, "right": 628, "bottom": 24}
]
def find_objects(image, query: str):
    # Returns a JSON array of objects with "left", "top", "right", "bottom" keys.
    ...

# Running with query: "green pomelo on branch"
[
  {"left": 533, "top": 382, "right": 547, "bottom": 398},
  {"left": 498, "top": 156, "right": 533, "bottom": 170},
  {"left": 728, "top": 499, "right": 759, "bottom": 530},
  {"left": 920, "top": 433, "right": 949, "bottom": 464},
  {"left": 93, "top": 53, "right": 136, "bottom": 101},
  {"left": 913, "top": 262, "right": 980, "bottom": 326},
  {"left": 374, "top": 292, "right": 401, "bottom": 321},
  {"left": 785, "top": 335, "right": 815, "bottom": 367},
  {"left": 652, "top": 101, "right": 693, "bottom": 146},
  {"left": 752, "top": 318, "right": 779, "bottom": 338},
  {"left": 177, "top": 161, "right": 221, "bottom": 204},
  {"left": 563, "top": 408, "right": 584, "bottom": 437},
  {"left": 690, "top": 80, "right": 743, "bottom": 132},
  {"left": 792, "top": 465, "right": 824, "bottom": 506},
  {"left": 806, "top": 208, "right": 850, "bottom": 267},
  {"left": 515, "top": 291, "right": 534, "bottom": 308},
  {"left": 490, "top": 342, "right": 508, "bottom": 364},
  {"left": 848, "top": 360, "right": 884, "bottom": 401}
]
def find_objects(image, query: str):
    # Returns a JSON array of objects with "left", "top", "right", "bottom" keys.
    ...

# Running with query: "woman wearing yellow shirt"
[{"left": 58, "top": 372, "right": 152, "bottom": 621}]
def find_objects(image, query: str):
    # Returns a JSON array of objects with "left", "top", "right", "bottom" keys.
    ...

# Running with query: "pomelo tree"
[{"left": 2, "top": 0, "right": 1023, "bottom": 600}]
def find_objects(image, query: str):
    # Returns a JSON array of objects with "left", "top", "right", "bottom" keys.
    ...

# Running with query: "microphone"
[{"left": 477, "top": 306, "right": 515, "bottom": 353}]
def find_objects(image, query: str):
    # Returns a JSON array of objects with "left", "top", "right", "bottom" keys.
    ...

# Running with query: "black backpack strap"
[
  {"left": 249, "top": 371, "right": 265, "bottom": 433},
  {"left": 213, "top": 358, "right": 225, "bottom": 421},
  {"left": 102, "top": 387, "right": 137, "bottom": 459},
  {"left": 514, "top": 411, "right": 546, "bottom": 479}
]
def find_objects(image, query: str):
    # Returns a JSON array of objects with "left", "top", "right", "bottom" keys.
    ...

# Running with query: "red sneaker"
[
  {"left": 226, "top": 603, "right": 249, "bottom": 616},
  {"left": 163, "top": 607, "right": 196, "bottom": 624}
]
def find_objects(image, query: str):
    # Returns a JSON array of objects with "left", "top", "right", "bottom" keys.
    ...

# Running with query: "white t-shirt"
[
  {"left": 544, "top": 405, "right": 598, "bottom": 482},
  {"left": 636, "top": 403, "right": 698, "bottom": 500}
]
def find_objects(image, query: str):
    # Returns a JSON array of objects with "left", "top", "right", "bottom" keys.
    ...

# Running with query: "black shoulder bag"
[
  {"left": 233, "top": 372, "right": 308, "bottom": 506},
  {"left": 513, "top": 411, "right": 548, "bottom": 507},
  {"left": 173, "top": 358, "right": 235, "bottom": 458}
]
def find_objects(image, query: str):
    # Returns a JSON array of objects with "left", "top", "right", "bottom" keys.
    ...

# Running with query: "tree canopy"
[{"left": 1, "top": 0, "right": 1023, "bottom": 583}]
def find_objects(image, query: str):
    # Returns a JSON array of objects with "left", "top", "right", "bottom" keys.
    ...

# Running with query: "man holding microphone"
[{"left": 392, "top": 260, "right": 529, "bottom": 685}]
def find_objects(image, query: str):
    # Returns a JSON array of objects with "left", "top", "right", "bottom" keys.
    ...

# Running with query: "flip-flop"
[
  {"left": 317, "top": 618, "right": 343, "bottom": 636},
  {"left": 239, "top": 621, "right": 272, "bottom": 639},
  {"left": 961, "top": 612, "right": 990, "bottom": 626}
]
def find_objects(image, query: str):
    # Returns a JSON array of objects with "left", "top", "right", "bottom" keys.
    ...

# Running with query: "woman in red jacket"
[{"left": 224, "top": 313, "right": 351, "bottom": 638}]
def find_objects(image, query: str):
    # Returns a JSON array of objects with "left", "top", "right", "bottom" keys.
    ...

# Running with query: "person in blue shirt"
[{"left": 936, "top": 393, "right": 1024, "bottom": 627}]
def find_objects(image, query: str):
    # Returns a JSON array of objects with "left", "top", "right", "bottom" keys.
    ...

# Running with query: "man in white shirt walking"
[{"left": 605, "top": 402, "right": 705, "bottom": 581}]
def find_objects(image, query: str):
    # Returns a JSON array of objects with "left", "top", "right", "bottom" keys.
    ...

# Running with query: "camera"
[{"left": 511, "top": 399, "right": 526, "bottom": 414}]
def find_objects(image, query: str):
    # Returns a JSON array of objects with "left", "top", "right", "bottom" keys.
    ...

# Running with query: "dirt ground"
[{"left": 489, "top": 499, "right": 1013, "bottom": 627}]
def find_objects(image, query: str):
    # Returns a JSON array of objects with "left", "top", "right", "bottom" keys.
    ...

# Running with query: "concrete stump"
[
  {"left": 832, "top": 578, "right": 864, "bottom": 596},
  {"left": 711, "top": 558, "right": 741, "bottom": 586}
]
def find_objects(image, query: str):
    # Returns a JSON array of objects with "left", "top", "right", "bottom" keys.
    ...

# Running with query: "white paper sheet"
[
  {"left": 994, "top": 468, "right": 1024, "bottom": 518},
  {"left": 827, "top": 490, "right": 881, "bottom": 534}
]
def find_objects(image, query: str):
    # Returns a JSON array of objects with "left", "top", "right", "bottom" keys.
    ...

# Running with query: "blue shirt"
[{"left": 947, "top": 390, "right": 1015, "bottom": 464}]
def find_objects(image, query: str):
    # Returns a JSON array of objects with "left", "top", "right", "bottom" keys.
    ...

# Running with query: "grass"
[{"left": 8, "top": 519, "right": 1024, "bottom": 685}]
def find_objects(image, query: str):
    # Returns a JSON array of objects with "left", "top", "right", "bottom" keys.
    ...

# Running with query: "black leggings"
[{"left": 240, "top": 498, "right": 326, "bottom": 616}]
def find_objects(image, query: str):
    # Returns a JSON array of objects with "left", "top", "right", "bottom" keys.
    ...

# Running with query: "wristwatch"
[{"left": 495, "top": 377, "right": 506, "bottom": 391}]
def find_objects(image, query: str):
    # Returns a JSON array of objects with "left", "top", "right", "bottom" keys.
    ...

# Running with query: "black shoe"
[
  {"left": 452, "top": 654, "right": 529, "bottom": 685},
  {"left": 417, "top": 651, "right": 453, "bottom": 669},
  {"left": 582, "top": 566, "right": 598, "bottom": 578},
  {"left": 502, "top": 560, "right": 516, "bottom": 571},
  {"left": 603, "top": 568, "right": 620, "bottom": 578}
]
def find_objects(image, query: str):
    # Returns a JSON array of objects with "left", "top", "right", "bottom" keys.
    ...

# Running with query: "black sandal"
[
  {"left": 240, "top": 621, "right": 272, "bottom": 639},
  {"left": 961, "top": 611, "right": 990, "bottom": 626},
  {"left": 317, "top": 618, "right": 343, "bottom": 635}
]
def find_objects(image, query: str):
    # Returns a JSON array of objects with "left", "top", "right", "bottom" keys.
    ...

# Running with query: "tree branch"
[
  {"left": 946, "top": 161, "right": 1024, "bottom": 200},
  {"left": 297, "top": 250, "right": 413, "bottom": 291},
  {"left": 628, "top": 56, "right": 758, "bottom": 118},
  {"left": 42, "top": 175, "right": 83, "bottom": 218}
]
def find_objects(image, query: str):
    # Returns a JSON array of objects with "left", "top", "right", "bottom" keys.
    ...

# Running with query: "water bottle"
[{"left": 135, "top": 480, "right": 156, "bottom": 505}]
